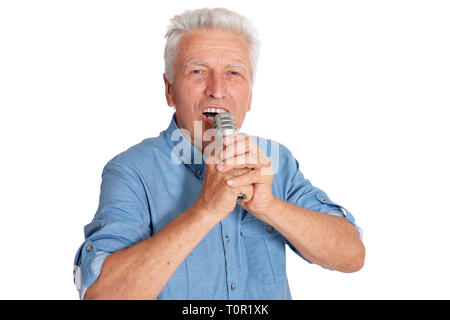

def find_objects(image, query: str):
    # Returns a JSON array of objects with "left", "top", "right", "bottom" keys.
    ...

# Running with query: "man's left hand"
[{"left": 216, "top": 134, "right": 275, "bottom": 219}]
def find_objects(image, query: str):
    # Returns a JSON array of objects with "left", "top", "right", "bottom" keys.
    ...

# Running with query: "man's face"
[{"left": 164, "top": 29, "right": 253, "bottom": 151}]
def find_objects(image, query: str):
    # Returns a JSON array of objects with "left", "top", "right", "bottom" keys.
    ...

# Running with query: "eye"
[
  {"left": 230, "top": 71, "right": 240, "bottom": 76},
  {"left": 192, "top": 70, "right": 202, "bottom": 74}
]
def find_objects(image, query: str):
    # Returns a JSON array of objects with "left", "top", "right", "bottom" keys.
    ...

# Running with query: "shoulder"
[{"left": 103, "top": 134, "right": 168, "bottom": 174}]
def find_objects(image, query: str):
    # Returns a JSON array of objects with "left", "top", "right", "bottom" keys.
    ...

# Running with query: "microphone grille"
[{"left": 213, "top": 112, "right": 237, "bottom": 137}]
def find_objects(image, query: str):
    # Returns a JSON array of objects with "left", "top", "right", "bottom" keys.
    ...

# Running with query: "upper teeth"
[{"left": 204, "top": 107, "right": 227, "bottom": 114}]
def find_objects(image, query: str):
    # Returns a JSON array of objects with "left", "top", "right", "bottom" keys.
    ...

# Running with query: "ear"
[
  {"left": 163, "top": 74, "right": 175, "bottom": 107},
  {"left": 246, "top": 90, "right": 252, "bottom": 112}
]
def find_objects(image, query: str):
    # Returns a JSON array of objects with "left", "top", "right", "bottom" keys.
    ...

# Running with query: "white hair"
[{"left": 164, "top": 7, "right": 260, "bottom": 85}]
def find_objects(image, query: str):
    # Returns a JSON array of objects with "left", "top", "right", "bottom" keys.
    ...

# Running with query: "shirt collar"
[{"left": 163, "top": 113, "right": 205, "bottom": 178}]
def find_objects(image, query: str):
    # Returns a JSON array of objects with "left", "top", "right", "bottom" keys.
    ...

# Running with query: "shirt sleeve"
[
  {"left": 73, "top": 161, "right": 151, "bottom": 299},
  {"left": 278, "top": 145, "right": 363, "bottom": 262}
]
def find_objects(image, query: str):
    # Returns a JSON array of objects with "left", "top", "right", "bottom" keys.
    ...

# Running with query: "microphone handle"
[{"left": 213, "top": 112, "right": 246, "bottom": 202}]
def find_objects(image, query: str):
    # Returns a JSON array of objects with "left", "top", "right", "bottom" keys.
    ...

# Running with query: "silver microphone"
[{"left": 213, "top": 112, "right": 246, "bottom": 202}]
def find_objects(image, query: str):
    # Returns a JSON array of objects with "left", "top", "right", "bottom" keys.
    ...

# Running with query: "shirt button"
[
  {"left": 225, "top": 236, "right": 230, "bottom": 243},
  {"left": 266, "top": 225, "right": 273, "bottom": 233},
  {"left": 231, "top": 283, "right": 236, "bottom": 290},
  {"left": 320, "top": 196, "right": 326, "bottom": 201},
  {"left": 86, "top": 245, "right": 93, "bottom": 252},
  {"left": 195, "top": 169, "right": 202, "bottom": 176}
]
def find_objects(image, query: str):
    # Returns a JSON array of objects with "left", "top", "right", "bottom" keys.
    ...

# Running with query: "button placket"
[{"left": 220, "top": 215, "right": 240, "bottom": 298}]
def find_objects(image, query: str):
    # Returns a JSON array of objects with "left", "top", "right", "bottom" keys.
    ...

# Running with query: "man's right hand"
[{"left": 194, "top": 161, "right": 253, "bottom": 221}]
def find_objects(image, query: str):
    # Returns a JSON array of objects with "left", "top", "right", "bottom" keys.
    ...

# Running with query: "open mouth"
[{"left": 201, "top": 107, "right": 229, "bottom": 125}]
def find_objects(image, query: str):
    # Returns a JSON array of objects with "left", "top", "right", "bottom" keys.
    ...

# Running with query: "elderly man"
[{"left": 73, "top": 7, "right": 364, "bottom": 300}]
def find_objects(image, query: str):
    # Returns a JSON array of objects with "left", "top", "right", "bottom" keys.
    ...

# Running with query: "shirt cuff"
[
  {"left": 326, "top": 209, "right": 364, "bottom": 239},
  {"left": 74, "top": 251, "right": 111, "bottom": 300}
]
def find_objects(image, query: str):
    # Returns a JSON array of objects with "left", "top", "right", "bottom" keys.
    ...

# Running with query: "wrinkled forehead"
[{"left": 176, "top": 30, "right": 251, "bottom": 70}]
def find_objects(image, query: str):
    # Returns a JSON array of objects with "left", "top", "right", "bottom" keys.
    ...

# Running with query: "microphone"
[{"left": 213, "top": 112, "right": 246, "bottom": 202}]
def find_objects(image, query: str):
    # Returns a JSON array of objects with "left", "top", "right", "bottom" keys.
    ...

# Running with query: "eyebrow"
[
  {"left": 184, "top": 61, "right": 249, "bottom": 73},
  {"left": 184, "top": 61, "right": 208, "bottom": 70},
  {"left": 187, "top": 61, "right": 208, "bottom": 66},
  {"left": 225, "top": 63, "right": 246, "bottom": 69},
  {"left": 225, "top": 63, "right": 249, "bottom": 73}
]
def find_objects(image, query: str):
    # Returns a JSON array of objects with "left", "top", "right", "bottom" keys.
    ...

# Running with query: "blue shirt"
[{"left": 73, "top": 114, "right": 362, "bottom": 299}]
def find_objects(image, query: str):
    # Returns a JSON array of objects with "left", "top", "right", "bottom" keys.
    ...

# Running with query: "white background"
[{"left": 1, "top": 0, "right": 449, "bottom": 299}]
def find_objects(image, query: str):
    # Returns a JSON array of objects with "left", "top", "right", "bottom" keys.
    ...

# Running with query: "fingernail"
[{"left": 217, "top": 164, "right": 224, "bottom": 171}]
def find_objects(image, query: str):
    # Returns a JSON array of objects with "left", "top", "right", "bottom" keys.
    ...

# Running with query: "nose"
[{"left": 205, "top": 72, "right": 226, "bottom": 99}]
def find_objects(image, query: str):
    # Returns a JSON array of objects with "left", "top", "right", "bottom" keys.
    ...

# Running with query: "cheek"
[
  {"left": 230, "top": 81, "right": 251, "bottom": 99},
  {"left": 234, "top": 90, "right": 251, "bottom": 129},
  {"left": 235, "top": 110, "right": 248, "bottom": 129},
  {"left": 174, "top": 82, "right": 204, "bottom": 105},
  {"left": 232, "top": 86, "right": 252, "bottom": 110}
]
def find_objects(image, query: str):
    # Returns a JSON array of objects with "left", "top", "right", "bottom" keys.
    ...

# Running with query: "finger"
[
  {"left": 259, "top": 161, "right": 274, "bottom": 176},
  {"left": 236, "top": 185, "right": 253, "bottom": 202},
  {"left": 217, "top": 134, "right": 249, "bottom": 161},
  {"left": 219, "top": 137, "right": 250, "bottom": 161},
  {"left": 220, "top": 138, "right": 271, "bottom": 169},
  {"left": 226, "top": 167, "right": 252, "bottom": 178},
  {"left": 226, "top": 168, "right": 267, "bottom": 187},
  {"left": 204, "top": 140, "right": 224, "bottom": 165},
  {"left": 217, "top": 153, "right": 260, "bottom": 172},
  {"left": 216, "top": 164, "right": 251, "bottom": 177},
  {"left": 223, "top": 134, "right": 247, "bottom": 147}
]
